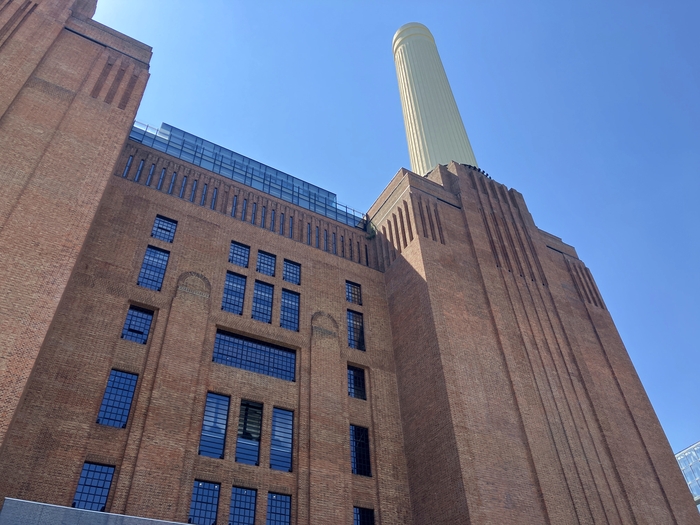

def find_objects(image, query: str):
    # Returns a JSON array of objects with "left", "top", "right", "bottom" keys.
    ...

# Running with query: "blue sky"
[{"left": 94, "top": 0, "right": 699, "bottom": 452}]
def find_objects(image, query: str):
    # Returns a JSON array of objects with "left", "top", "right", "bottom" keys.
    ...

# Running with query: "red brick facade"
[{"left": 0, "top": 2, "right": 697, "bottom": 524}]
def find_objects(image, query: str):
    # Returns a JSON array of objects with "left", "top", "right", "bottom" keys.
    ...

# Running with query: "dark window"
[
  {"left": 241, "top": 199, "right": 247, "bottom": 221},
  {"left": 156, "top": 168, "right": 166, "bottom": 190},
  {"left": 179, "top": 175, "right": 188, "bottom": 198},
  {"left": 270, "top": 408, "right": 293, "bottom": 472},
  {"left": 72, "top": 463, "right": 114, "bottom": 511},
  {"left": 279, "top": 213, "right": 285, "bottom": 236},
  {"left": 122, "top": 155, "right": 133, "bottom": 178},
  {"left": 229, "top": 487, "right": 257, "bottom": 525},
  {"left": 134, "top": 159, "right": 144, "bottom": 182},
  {"left": 210, "top": 187, "right": 218, "bottom": 210},
  {"left": 145, "top": 164, "right": 156, "bottom": 186},
  {"left": 270, "top": 209, "right": 276, "bottom": 232},
  {"left": 137, "top": 246, "right": 169, "bottom": 291},
  {"left": 252, "top": 281, "right": 273, "bottom": 323},
  {"left": 190, "top": 179, "right": 198, "bottom": 202},
  {"left": 212, "top": 330, "right": 296, "bottom": 381},
  {"left": 200, "top": 183, "right": 207, "bottom": 206},
  {"left": 256, "top": 251, "right": 276, "bottom": 276},
  {"left": 188, "top": 480, "right": 220, "bottom": 525},
  {"left": 354, "top": 507, "right": 375, "bottom": 525},
  {"left": 282, "top": 260, "right": 301, "bottom": 285},
  {"left": 167, "top": 172, "right": 177, "bottom": 194},
  {"left": 280, "top": 290, "right": 299, "bottom": 332},
  {"left": 199, "top": 392, "right": 230, "bottom": 459},
  {"left": 261, "top": 206, "right": 266, "bottom": 228},
  {"left": 266, "top": 493, "right": 291, "bottom": 525},
  {"left": 151, "top": 215, "right": 177, "bottom": 243},
  {"left": 236, "top": 400, "right": 262, "bottom": 465},
  {"left": 347, "top": 366, "right": 366, "bottom": 400},
  {"left": 222, "top": 272, "right": 246, "bottom": 315},
  {"left": 323, "top": 230, "right": 328, "bottom": 251},
  {"left": 121, "top": 305, "right": 154, "bottom": 344},
  {"left": 315, "top": 226, "right": 319, "bottom": 248},
  {"left": 231, "top": 194, "right": 238, "bottom": 217},
  {"left": 307, "top": 223, "right": 311, "bottom": 245},
  {"left": 346, "top": 281, "right": 362, "bottom": 305},
  {"left": 347, "top": 310, "right": 365, "bottom": 350},
  {"left": 350, "top": 425, "right": 372, "bottom": 476},
  {"left": 251, "top": 202, "right": 257, "bottom": 225},
  {"left": 97, "top": 370, "right": 138, "bottom": 428},
  {"left": 289, "top": 216, "right": 294, "bottom": 239},
  {"left": 229, "top": 241, "right": 250, "bottom": 268},
  {"left": 365, "top": 245, "right": 369, "bottom": 266},
  {"left": 341, "top": 236, "right": 345, "bottom": 257},
  {"left": 332, "top": 233, "right": 337, "bottom": 254}
]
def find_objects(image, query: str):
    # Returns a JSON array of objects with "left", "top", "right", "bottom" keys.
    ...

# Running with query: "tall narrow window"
[
  {"left": 188, "top": 481, "right": 220, "bottom": 525},
  {"left": 213, "top": 330, "right": 296, "bottom": 381},
  {"left": 283, "top": 260, "right": 301, "bottom": 285},
  {"left": 72, "top": 463, "right": 115, "bottom": 511},
  {"left": 346, "top": 281, "right": 362, "bottom": 305},
  {"left": 97, "top": 370, "right": 138, "bottom": 428},
  {"left": 350, "top": 425, "right": 372, "bottom": 476},
  {"left": 229, "top": 487, "right": 257, "bottom": 525},
  {"left": 167, "top": 172, "right": 177, "bottom": 194},
  {"left": 189, "top": 179, "right": 198, "bottom": 202},
  {"left": 200, "top": 183, "right": 208, "bottom": 206},
  {"left": 266, "top": 493, "right": 291, "bottom": 525},
  {"left": 261, "top": 206, "right": 266, "bottom": 228},
  {"left": 279, "top": 213, "right": 285, "bottom": 236},
  {"left": 222, "top": 272, "right": 246, "bottom": 315},
  {"left": 133, "top": 159, "right": 144, "bottom": 182},
  {"left": 210, "top": 187, "right": 218, "bottom": 210},
  {"left": 231, "top": 194, "right": 238, "bottom": 217},
  {"left": 145, "top": 163, "right": 156, "bottom": 186},
  {"left": 236, "top": 400, "right": 263, "bottom": 465},
  {"left": 354, "top": 507, "right": 375, "bottom": 525},
  {"left": 122, "top": 155, "right": 133, "bottom": 178},
  {"left": 289, "top": 216, "right": 294, "bottom": 239},
  {"left": 347, "top": 366, "right": 366, "bottom": 400},
  {"left": 324, "top": 230, "right": 328, "bottom": 251},
  {"left": 341, "top": 236, "right": 345, "bottom": 257},
  {"left": 315, "top": 226, "right": 319, "bottom": 248},
  {"left": 307, "top": 223, "right": 311, "bottom": 245},
  {"left": 347, "top": 310, "right": 365, "bottom": 350},
  {"left": 199, "top": 392, "right": 230, "bottom": 459},
  {"left": 252, "top": 281, "right": 274, "bottom": 323},
  {"left": 156, "top": 168, "right": 166, "bottom": 190},
  {"left": 251, "top": 202, "right": 257, "bottom": 225},
  {"left": 280, "top": 290, "right": 300, "bottom": 332},
  {"left": 151, "top": 215, "right": 177, "bottom": 243},
  {"left": 179, "top": 175, "right": 188, "bottom": 198},
  {"left": 256, "top": 251, "right": 276, "bottom": 276},
  {"left": 229, "top": 241, "right": 250, "bottom": 268},
  {"left": 332, "top": 233, "right": 337, "bottom": 254},
  {"left": 121, "top": 305, "right": 154, "bottom": 344},
  {"left": 270, "top": 408, "right": 293, "bottom": 472},
  {"left": 270, "top": 209, "right": 276, "bottom": 232},
  {"left": 365, "top": 245, "right": 369, "bottom": 266},
  {"left": 241, "top": 199, "right": 247, "bottom": 221},
  {"left": 137, "top": 246, "right": 169, "bottom": 291}
]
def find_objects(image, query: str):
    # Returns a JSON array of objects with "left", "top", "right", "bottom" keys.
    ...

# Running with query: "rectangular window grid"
[
  {"left": 222, "top": 272, "right": 246, "bottom": 315},
  {"left": 229, "top": 487, "right": 257, "bottom": 525},
  {"left": 280, "top": 290, "right": 299, "bottom": 332},
  {"left": 252, "top": 281, "right": 274, "bottom": 323},
  {"left": 199, "top": 392, "right": 230, "bottom": 459},
  {"left": 347, "top": 310, "right": 365, "bottom": 351},
  {"left": 266, "top": 493, "right": 291, "bottom": 525},
  {"left": 350, "top": 425, "right": 372, "bottom": 477},
  {"left": 72, "top": 462, "right": 114, "bottom": 512},
  {"left": 97, "top": 370, "right": 138, "bottom": 428},
  {"left": 137, "top": 246, "right": 169, "bottom": 291},
  {"left": 354, "top": 507, "right": 375, "bottom": 525},
  {"left": 270, "top": 408, "right": 293, "bottom": 472},
  {"left": 256, "top": 251, "right": 276, "bottom": 276},
  {"left": 283, "top": 260, "right": 301, "bottom": 285},
  {"left": 346, "top": 281, "right": 362, "bottom": 305},
  {"left": 188, "top": 480, "right": 220, "bottom": 525},
  {"left": 236, "top": 400, "right": 262, "bottom": 465},
  {"left": 213, "top": 330, "right": 296, "bottom": 381},
  {"left": 151, "top": 215, "right": 177, "bottom": 242},
  {"left": 347, "top": 366, "right": 367, "bottom": 400},
  {"left": 229, "top": 241, "right": 250, "bottom": 268},
  {"left": 121, "top": 305, "right": 154, "bottom": 344}
]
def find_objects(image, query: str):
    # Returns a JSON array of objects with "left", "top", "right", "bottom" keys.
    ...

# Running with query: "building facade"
[{"left": 0, "top": 1, "right": 698, "bottom": 524}]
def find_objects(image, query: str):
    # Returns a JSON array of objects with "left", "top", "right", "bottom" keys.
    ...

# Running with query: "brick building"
[{"left": 0, "top": 1, "right": 697, "bottom": 524}]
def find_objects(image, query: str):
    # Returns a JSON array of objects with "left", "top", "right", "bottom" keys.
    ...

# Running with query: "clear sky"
[{"left": 94, "top": 0, "right": 699, "bottom": 453}]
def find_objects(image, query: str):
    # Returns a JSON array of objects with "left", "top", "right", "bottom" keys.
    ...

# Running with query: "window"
[
  {"left": 283, "top": 260, "right": 301, "bottom": 285},
  {"left": 210, "top": 187, "right": 218, "bottom": 210},
  {"left": 252, "top": 281, "right": 273, "bottom": 323},
  {"left": 347, "top": 366, "right": 366, "bottom": 400},
  {"left": 270, "top": 209, "right": 275, "bottom": 232},
  {"left": 256, "top": 251, "right": 276, "bottom": 276},
  {"left": 332, "top": 233, "right": 337, "bottom": 254},
  {"left": 350, "top": 425, "right": 372, "bottom": 476},
  {"left": 179, "top": 175, "right": 187, "bottom": 198},
  {"left": 251, "top": 202, "right": 257, "bottom": 225},
  {"left": 222, "top": 272, "right": 246, "bottom": 315},
  {"left": 266, "top": 493, "right": 291, "bottom": 525},
  {"left": 151, "top": 215, "right": 177, "bottom": 242},
  {"left": 229, "top": 241, "right": 250, "bottom": 268},
  {"left": 346, "top": 281, "right": 362, "bottom": 305},
  {"left": 156, "top": 168, "right": 166, "bottom": 190},
  {"left": 279, "top": 213, "right": 285, "bottom": 236},
  {"left": 315, "top": 226, "right": 319, "bottom": 248},
  {"left": 270, "top": 408, "right": 293, "bottom": 472},
  {"left": 229, "top": 487, "right": 257, "bottom": 525},
  {"left": 307, "top": 223, "right": 311, "bottom": 245},
  {"left": 236, "top": 400, "right": 262, "bottom": 465},
  {"left": 323, "top": 230, "right": 328, "bottom": 251},
  {"left": 145, "top": 164, "right": 155, "bottom": 186},
  {"left": 213, "top": 330, "right": 296, "bottom": 381},
  {"left": 347, "top": 310, "right": 365, "bottom": 351},
  {"left": 280, "top": 290, "right": 299, "bottom": 332},
  {"left": 200, "top": 183, "right": 207, "bottom": 205},
  {"left": 354, "top": 507, "right": 375, "bottom": 525},
  {"left": 133, "top": 159, "right": 144, "bottom": 182},
  {"left": 72, "top": 462, "right": 114, "bottom": 511},
  {"left": 231, "top": 194, "right": 238, "bottom": 217},
  {"left": 190, "top": 179, "right": 198, "bottom": 202},
  {"left": 199, "top": 392, "right": 230, "bottom": 459},
  {"left": 241, "top": 199, "right": 247, "bottom": 221},
  {"left": 261, "top": 206, "right": 266, "bottom": 228},
  {"left": 97, "top": 370, "right": 138, "bottom": 428},
  {"left": 121, "top": 305, "right": 154, "bottom": 344},
  {"left": 188, "top": 480, "right": 220, "bottom": 525},
  {"left": 137, "top": 246, "right": 169, "bottom": 291},
  {"left": 166, "top": 171, "right": 175, "bottom": 194},
  {"left": 122, "top": 155, "right": 133, "bottom": 178},
  {"left": 289, "top": 216, "right": 294, "bottom": 238}
]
